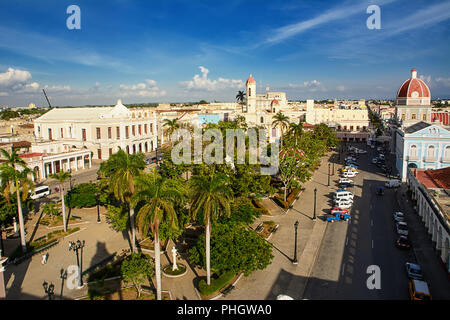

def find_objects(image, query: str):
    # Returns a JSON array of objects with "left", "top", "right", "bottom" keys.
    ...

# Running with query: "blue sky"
[{"left": 0, "top": 0, "right": 449, "bottom": 107}]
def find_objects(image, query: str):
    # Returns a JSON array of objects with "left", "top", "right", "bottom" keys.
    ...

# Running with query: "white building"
[
  {"left": 33, "top": 99, "right": 158, "bottom": 160},
  {"left": 407, "top": 166, "right": 450, "bottom": 274}
]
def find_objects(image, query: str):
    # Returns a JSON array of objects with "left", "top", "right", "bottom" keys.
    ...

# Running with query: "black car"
[
  {"left": 337, "top": 183, "right": 354, "bottom": 189},
  {"left": 396, "top": 236, "right": 411, "bottom": 249}
]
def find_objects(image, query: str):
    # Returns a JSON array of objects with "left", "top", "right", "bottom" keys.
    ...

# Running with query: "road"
[{"left": 303, "top": 142, "right": 450, "bottom": 300}]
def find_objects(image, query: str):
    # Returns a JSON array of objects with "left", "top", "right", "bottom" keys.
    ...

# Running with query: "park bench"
[
  {"left": 255, "top": 223, "right": 263, "bottom": 233},
  {"left": 222, "top": 285, "right": 234, "bottom": 296},
  {"left": 272, "top": 225, "right": 279, "bottom": 233}
]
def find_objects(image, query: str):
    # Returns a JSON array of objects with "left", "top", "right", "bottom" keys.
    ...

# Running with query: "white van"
[
  {"left": 334, "top": 191, "right": 354, "bottom": 201},
  {"left": 30, "top": 185, "right": 50, "bottom": 200},
  {"left": 385, "top": 179, "right": 401, "bottom": 188}
]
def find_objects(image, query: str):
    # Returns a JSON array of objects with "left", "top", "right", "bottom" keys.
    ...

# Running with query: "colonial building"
[
  {"left": 407, "top": 166, "right": 450, "bottom": 274},
  {"left": 395, "top": 69, "right": 432, "bottom": 127},
  {"left": 395, "top": 121, "right": 450, "bottom": 181},
  {"left": 33, "top": 99, "right": 158, "bottom": 160},
  {"left": 305, "top": 99, "right": 370, "bottom": 142}
]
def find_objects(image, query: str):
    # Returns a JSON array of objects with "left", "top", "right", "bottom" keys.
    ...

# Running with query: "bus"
[{"left": 30, "top": 185, "right": 50, "bottom": 200}]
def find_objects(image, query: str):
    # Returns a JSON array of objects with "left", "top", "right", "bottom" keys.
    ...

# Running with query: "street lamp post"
[
  {"left": 0, "top": 225, "right": 4, "bottom": 255},
  {"left": 313, "top": 188, "right": 317, "bottom": 221},
  {"left": 328, "top": 163, "right": 331, "bottom": 186},
  {"left": 42, "top": 281, "right": 55, "bottom": 300},
  {"left": 96, "top": 191, "right": 101, "bottom": 223},
  {"left": 69, "top": 240, "right": 85, "bottom": 288},
  {"left": 292, "top": 221, "right": 299, "bottom": 265},
  {"left": 332, "top": 162, "right": 335, "bottom": 176},
  {"left": 60, "top": 268, "right": 67, "bottom": 299}
]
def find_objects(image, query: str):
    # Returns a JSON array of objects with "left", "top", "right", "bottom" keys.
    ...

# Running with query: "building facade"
[
  {"left": 395, "top": 69, "right": 432, "bottom": 127},
  {"left": 395, "top": 122, "right": 450, "bottom": 181},
  {"left": 33, "top": 99, "right": 158, "bottom": 160},
  {"left": 407, "top": 167, "right": 450, "bottom": 274}
]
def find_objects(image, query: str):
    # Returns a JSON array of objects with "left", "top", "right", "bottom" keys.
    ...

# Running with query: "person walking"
[{"left": 42, "top": 252, "right": 49, "bottom": 265}]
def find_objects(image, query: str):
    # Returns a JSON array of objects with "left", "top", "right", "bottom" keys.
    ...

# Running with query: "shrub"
[
  {"left": 198, "top": 271, "right": 236, "bottom": 296},
  {"left": 66, "top": 183, "right": 98, "bottom": 208}
]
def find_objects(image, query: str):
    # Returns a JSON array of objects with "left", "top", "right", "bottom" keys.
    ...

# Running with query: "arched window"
[
  {"left": 427, "top": 145, "right": 435, "bottom": 158},
  {"left": 444, "top": 146, "right": 450, "bottom": 160},
  {"left": 409, "top": 145, "right": 417, "bottom": 157}
]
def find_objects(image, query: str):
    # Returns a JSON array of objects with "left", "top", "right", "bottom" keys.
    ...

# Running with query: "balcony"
[
  {"left": 424, "top": 156, "right": 437, "bottom": 162},
  {"left": 407, "top": 155, "right": 419, "bottom": 161}
]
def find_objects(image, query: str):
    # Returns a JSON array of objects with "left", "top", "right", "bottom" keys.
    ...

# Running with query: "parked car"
[
  {"left": 331, "top": 207, "right": 350, "bottom": 215},
  {"left": 405, "top": 262, "right": 424, "bottom": 280},
  {"left": 339, "top": 178, "right": 354, "bottom": 184},
  {"left": 337, "top": 182, "right": 353, "bottom": 189},
  {"left": 333, "top": 191, "right": 354, "bottom": 201},
  {"left": 385, "top": 179, "right": 401, "bottom": 188},
  {"left": 342, "top": 171, "right": 357, "bottom": 178},
  {"left": 30, "top": 185, "right": 50, "bottom": 200},
  {"left": 393, "top": 211, "right": 405, "bottom": 222},
  {"left": 379, "top": 154, "right": 385, "bottom": 160},
  {"left": 396, "top": 221, "right": 409, "bottom": 236},
  {"left": 396, "top": 236, "right": 411, "bottom": 249},
  {"left": 334, "top": 199, "right": 353, "bottom": 209},
  {"left": 372, "top": 158, "right": 379, "bottom": 164}
]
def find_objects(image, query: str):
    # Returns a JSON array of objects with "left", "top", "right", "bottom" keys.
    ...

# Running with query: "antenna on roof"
[{"left": 42, "top": 88, "right": 52, "bottom": 109}]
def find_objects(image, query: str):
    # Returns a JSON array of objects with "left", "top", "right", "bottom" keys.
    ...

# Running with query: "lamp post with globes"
[
  {"left": 42, "top": 281, "right": 55, "bottom": 300},
  {"left": 69, "top": 240, "right": 85, "bottom": 288}
]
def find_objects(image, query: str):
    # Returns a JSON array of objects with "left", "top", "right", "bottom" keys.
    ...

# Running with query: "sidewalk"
[{"left": 222, "top": 151, "right": 340, "bottom": 300}]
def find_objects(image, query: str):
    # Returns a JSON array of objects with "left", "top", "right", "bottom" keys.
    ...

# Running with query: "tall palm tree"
[
  {"left": 99, "top": 149, "right": 145, "bottom": 252},
  {"left": 0, "top": 148, "right": 35, "bottom": 252},
  {"left": 288, "top": 121, "right": 304, "bottom": 146},
  {"left": 189, "top": 172, "right": 233, "bottom": 286},
  {"left": 49, "top": 170, "right": 71, "bottom": 233},
  {"left": 272, "top": 112, "right": 290, "bottom": 147},
  {"left": 163, "top": 118, "right": 180, "bottom": 145},
  {"left": 235, "top": 90, "right": 246, "bottom": 104},
  {"left": 132, "top": 172, "right": 186, "bottom": 300}
]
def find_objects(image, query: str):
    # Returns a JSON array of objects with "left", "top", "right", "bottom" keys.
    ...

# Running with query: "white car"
[
  {"left": 342, "top": 171, "right": 357, "bottom": 178},
  {"left": 379, "top": 154, "right": 385, "bottom": 160},
  {"left": 339, "top": 178, "right": 354, "bottom": 184},
  {"left": 357, "top": 149, "right": 367, "bottom": 154},
  {"left": 334, "top": 199, "right": 353, "bottom": 209},
  {"left": 393, "top": 211, "right": 405, "bottom": 222},
  {"left": 372, "top": 158, "right": 378, "bottom": 164},
  {"left": 396, "top": 221, "right": 409, "bottom": 236}
]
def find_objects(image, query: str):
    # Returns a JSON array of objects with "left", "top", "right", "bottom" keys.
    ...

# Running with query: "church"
[{"left": 393, "top": 69, "right": 450, "bottom": 180}]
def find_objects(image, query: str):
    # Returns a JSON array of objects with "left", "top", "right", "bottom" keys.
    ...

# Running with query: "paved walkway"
[
  {"left": 222, "top": 151, "right": 340, "bottom": 300},
  {"left": 3, "top": 151, "right": 339, "bottom": 300}
]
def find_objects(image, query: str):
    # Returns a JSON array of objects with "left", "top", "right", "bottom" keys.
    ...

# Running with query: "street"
[{"left": 304, "top": 143, "right": 450, "bottom": 299}]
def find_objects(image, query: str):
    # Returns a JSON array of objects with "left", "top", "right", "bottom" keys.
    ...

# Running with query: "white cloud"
[
  {"left": 419, "top": 75, "right": 432, "bottom": 85},
  {"left": 435, "top": 77, "right": 450, "bottom": 87},
  {"left": 337, "top": 85, "right": 346, "bottom": 92},
  {"left": 43, "top": 85, "right": 72, "bottom": 92},
  {"left": 180, "top": 66, "right": 244, "bottom": 91},
  {"left": 0, "top": 68, "right": 32, "bottom": 87},
  {"left": 119, "top": 79, "right": 166, "bottom": 98},
  {"left": 288, "top": 80, "right": 325, "bottom": 92},
  {"left": 0, "top": 92, "right": 8, "bottom": 96}
]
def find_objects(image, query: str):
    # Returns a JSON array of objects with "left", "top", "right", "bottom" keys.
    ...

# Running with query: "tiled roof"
[{"left": 413, "top": 167, "right": 450, "bottom": 189}]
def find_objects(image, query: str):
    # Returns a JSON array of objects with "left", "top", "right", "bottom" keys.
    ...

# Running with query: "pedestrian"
[{"left": 42, "top": 252, "right": 49, "bottom": 265}]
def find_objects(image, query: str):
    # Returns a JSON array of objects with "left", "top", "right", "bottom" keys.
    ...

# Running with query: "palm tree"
[
  {"left": 235, "top": 90, "right": 246, "bottom": 104},
  {"left": 189, "top": 172, "right": 233, "bottom": 286},
  {"left": 0, "top": 148, "right": 35, "bottom": 252},
  {"left": 132, "top": 172, "right": 186, "bottom": 300},
  {"left": 288, "top": 121, "right": 304, "bottom": 146},
  {"left": 49, "top": 170, "right": 71, "bottom": 232},
  {"left": 99, "top": 149, "right": 145, "bottom": 252},
  {"left": 272, "top": 112, "right": 290, "bottom": 147},
  {"left": 162, "top": 118, "right": 180, "bottom": 145}
]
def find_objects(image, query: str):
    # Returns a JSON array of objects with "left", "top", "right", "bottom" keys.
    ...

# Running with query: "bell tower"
[{"left": 246, "top": 74, "right": 256, "bottom": 113}]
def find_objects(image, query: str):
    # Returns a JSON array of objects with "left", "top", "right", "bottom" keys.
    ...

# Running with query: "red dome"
[
  {"left": 396, "top": 69, "right": 430, "bottom": 99},
  {"left": 246, "top": 74, "right": 255, "bottom": 85},
  {"left": 271, "top": 99, "right": 279, "bottom": 105}
]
